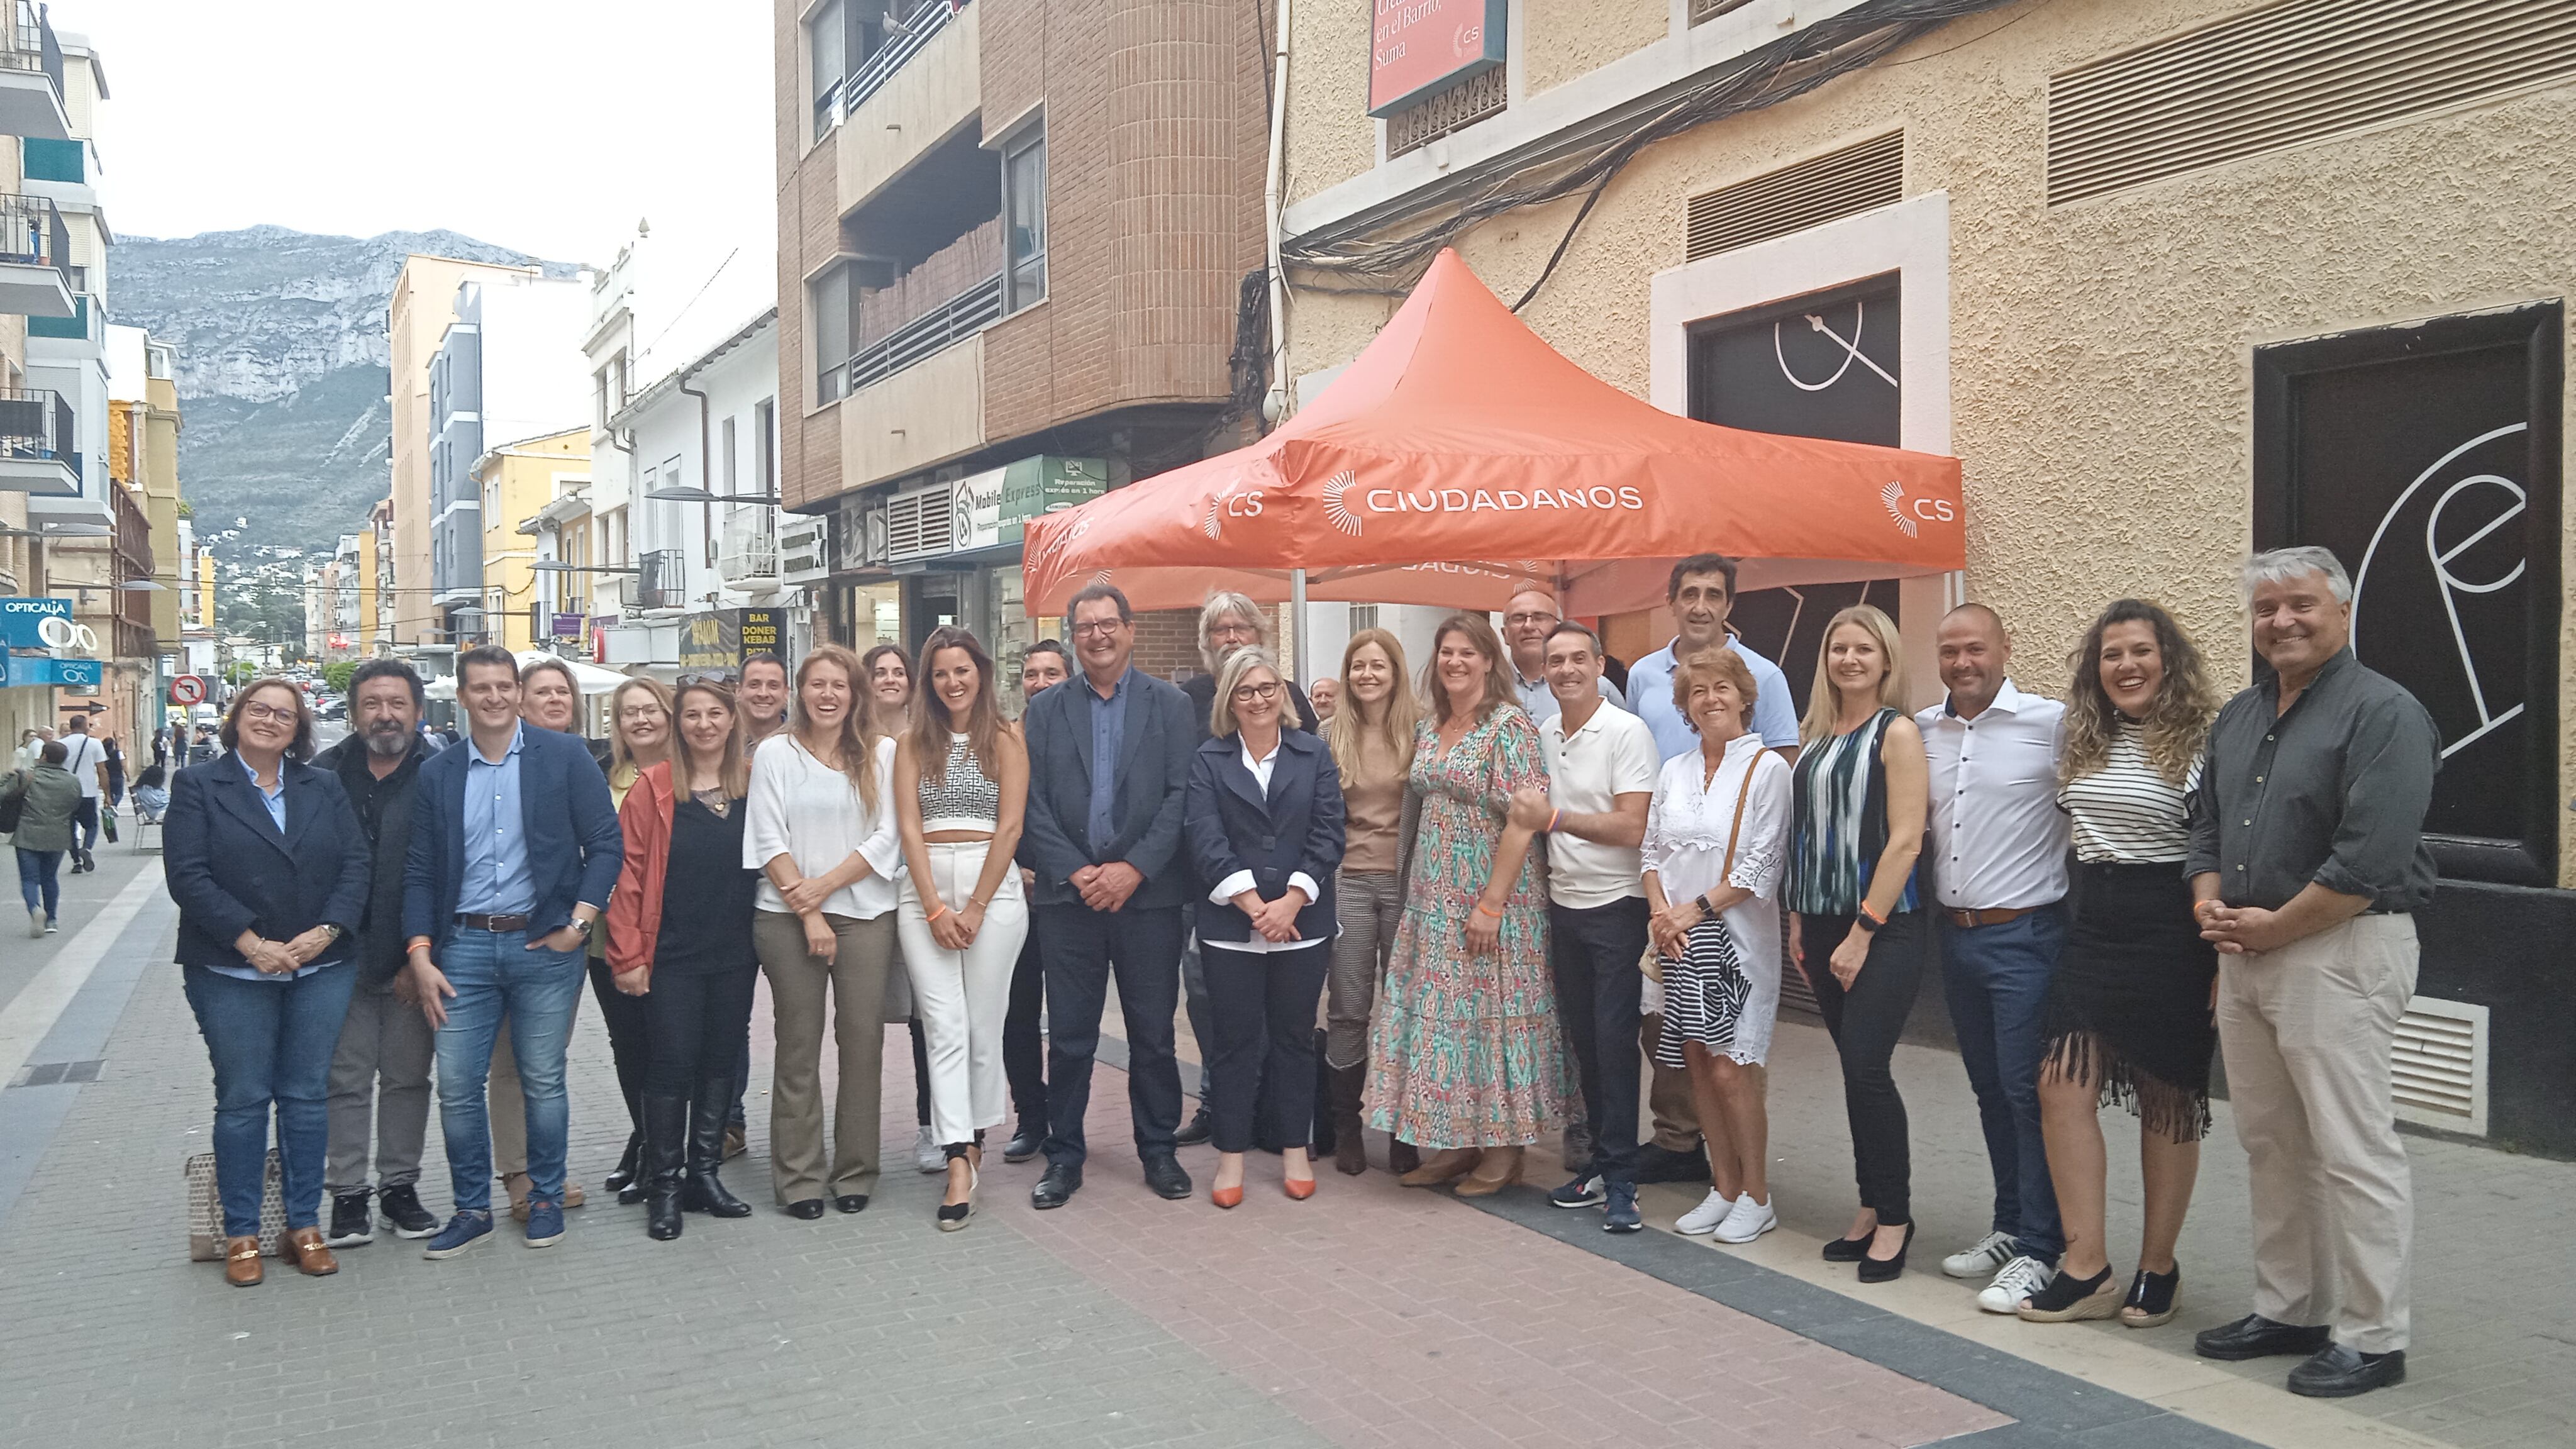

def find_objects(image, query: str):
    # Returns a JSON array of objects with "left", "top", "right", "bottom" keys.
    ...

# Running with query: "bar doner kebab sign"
[{"left": 1368, "top": 0, "right": 1507, "bottom": 116}]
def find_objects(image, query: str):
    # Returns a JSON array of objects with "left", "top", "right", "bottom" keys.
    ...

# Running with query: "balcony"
[
  {"left": 636, "top": 548, "right": 687, "bottom": 611},
  {"left": 718, "top": 509, "right": 778, "bottom": 585},
  {"left": 28, "top": 291, "right": 96, "bottom": 343},
  {"left": 0, "top": 190, "right": 72, "bottom": 317},
  {"left": 0, "top": 2, "right": 67, "bottom": 142},
  {"left": 817, "top": 0, "right": 971, "bottom": 142},
  {"left": 0, "top": 386, "right": 74, "bottom": 494},
  {"left": 844, "top": 217, "right": 1002, "bottom": 395}
]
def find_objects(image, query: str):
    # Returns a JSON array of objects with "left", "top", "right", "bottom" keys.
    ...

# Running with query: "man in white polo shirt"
[
  {"left": 56, "top": 713, "right": 108, "bottom": 873},
  {"left": 1916, "top": 603, "right": 2072, "bottom": 1314},
  {"left": 1509, "top": 621, "right": 1659, "bottom": 1233}
]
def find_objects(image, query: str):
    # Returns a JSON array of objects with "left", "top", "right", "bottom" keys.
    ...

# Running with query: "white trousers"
[
  {"left": 2216, "top": 913, "right": 2418, "bottom": 1353},
  {"left": 897, "top": 840, "right": 1030, "bottom": 1148}
]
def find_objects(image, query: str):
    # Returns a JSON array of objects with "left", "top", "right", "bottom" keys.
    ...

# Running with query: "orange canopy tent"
[{"left": 1020, "top": 248, "right": 1963, "bottom": 619}]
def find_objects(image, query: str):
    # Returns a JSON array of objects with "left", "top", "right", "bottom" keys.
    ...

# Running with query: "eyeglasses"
[
  {"left": 1231, "top": 682, "right": 1281, "bottom": 704},
  {"left": 238, "top": 702, "right": 297, "bottom": 725},
  {"left": 1072, "top": 619, "right": 1128, "bottom": 638},
  {"left": 618, "top": 704, "right": 668, "bottom": 721}
]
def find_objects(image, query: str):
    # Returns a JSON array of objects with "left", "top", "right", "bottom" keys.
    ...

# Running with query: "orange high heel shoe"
[
  {"left": 1283, "top": 1175, "right": 1317, "bottom": 1201},
  {"left": 1212, "top": 1183, "right": 1244, "bottom": 1209}
]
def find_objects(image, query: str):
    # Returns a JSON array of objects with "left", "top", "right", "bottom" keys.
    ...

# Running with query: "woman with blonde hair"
[
  {"left": 745, "top": 643, "right": 901, "bottom": 1218},
  {"left": 2015, "top": 598, "right": 2223, "bottom": 1326},
  {"left": 1787, "top": 603, "right": 1928, "bottom": 1283},
  {"left": 1319, "top": 628, "right": 1420, "bottom": 1174},
  {"left": 1365, "top": 613, "right": 1569, "bottom": 1196}
]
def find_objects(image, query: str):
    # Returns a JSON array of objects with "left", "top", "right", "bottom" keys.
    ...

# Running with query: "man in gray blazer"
[{"left": 1018, "top": 583, "right": 1199, "bottom": 1209}]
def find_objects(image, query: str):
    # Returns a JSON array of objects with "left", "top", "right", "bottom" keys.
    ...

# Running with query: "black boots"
[
  {"left": 643, "top": 1095, "right": 688, "bottom": 1241},
  {"left": 680, "top": 1072, "right": 753, "bottom": 1219},
  {"left": 604, "top": 1130, "right": 646, "bottom": 1204},
  {"left": 1329, "top": 1063, "right": 1368, "bottom": 1175}
]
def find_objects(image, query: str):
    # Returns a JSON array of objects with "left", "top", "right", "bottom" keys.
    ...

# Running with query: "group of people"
[
  {"left": 6, "top": 711, "right": 126, "bottom": 933},
  {"left": 156, "top": 543, "right": 2432, "bottom": 1401}
]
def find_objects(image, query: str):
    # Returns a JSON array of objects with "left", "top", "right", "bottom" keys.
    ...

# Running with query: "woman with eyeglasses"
[
  {"left": 863, "top": 641, "right": 945, "bottom": 1177},
  {"left": 589, "top": 677, "right": 675, "bottom": 1204},
  {"left": 747, "top": 643, "right": 902, "bottom": 1218},
  {"left": 1186, "top": 648, "right": 1345, "bottom": 1206},
  {"left": 608, "top": 680, "right": 762, "bottom": 1239},
  {"left": 894, "top": 627, "right": 1031, "bottom": 1230},
  {"left": 164, "top": 680, "right": 371, "bottom": 1285}
]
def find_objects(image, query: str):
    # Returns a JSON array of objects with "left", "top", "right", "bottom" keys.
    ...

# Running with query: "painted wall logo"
[{"left": 1879, "top": 480, "right": 1951, "bottom": 539}]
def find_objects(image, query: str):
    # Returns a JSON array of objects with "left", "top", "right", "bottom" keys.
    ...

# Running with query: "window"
[
  {"left": 754, "top": 399, "right": 777, "bottom": 496},
  {"left": 812, "top": 262, "right": 860, "bottom": 402},
  {"left": 807, "top": 0, "right": 886, "bottom": 141},
  {"left": 1003, "top": 128, "right": 1047, "bottom": 313},
  {"left": 721, "top": 416, "right": 740, "bottom": 497}
]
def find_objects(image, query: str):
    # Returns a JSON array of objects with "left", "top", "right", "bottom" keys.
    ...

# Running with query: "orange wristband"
[
  {"left": 925, "top": 902, "right": 949, "bottom": 923},
  {"left": 1475, "top": 899, "right": 1505, "bottom": 919}
]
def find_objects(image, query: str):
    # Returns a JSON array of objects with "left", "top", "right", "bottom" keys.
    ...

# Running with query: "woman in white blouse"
[
  {"left": 1641, "top": 648, "right": 1793, "bottom": 1246},
  {"left": 745, "top": 643, "right": 902, "bottom": 1220}
]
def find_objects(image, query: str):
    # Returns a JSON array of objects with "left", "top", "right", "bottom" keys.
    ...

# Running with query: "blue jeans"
[
  {"left": 431, "top": 930, "right": 587, "bottom": 1213},
  {"left": 182, "top": 962, "right": 360, "bottom": 1237},
  {"left": 16, "top": 847, "right": 62, "bottom": 916},
  {"left": 1939, "top": 904, "right": 2068, "bottom": 1260}
]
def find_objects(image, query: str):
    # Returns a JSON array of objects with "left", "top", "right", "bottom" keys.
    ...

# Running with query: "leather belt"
[
  {"left": 455, "top": 912, "right": 532, "bottom": 933},
  {"left": 1943, "top": 906, "right": 2035, "bottom": 929}
]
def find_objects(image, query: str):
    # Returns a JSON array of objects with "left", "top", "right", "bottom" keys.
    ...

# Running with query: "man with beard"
[{"left": 316, "top": 659, "right": 444, "bottom": 1245}]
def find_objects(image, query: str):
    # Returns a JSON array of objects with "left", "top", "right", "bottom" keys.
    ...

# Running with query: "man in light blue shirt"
[
  {"left": 457, "top": 724, "right": 533, "bottom": 916},
  {"left": 1626, "top": 554, "right": 1799, "bottom": 760},
  {"left": 1506, "top": 584, "right": 1618, "bottom": 727}
]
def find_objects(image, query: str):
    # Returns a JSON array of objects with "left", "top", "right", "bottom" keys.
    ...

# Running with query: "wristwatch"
[{"left": 322, "top": 924, "right": 344, "bottom": 942}]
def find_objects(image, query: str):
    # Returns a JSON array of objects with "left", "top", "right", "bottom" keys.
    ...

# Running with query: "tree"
[
  {"left": 224, "top": 660, "right": 257, "bottom": 686},
  {"left": 324, "top": 660, "right": 358, "bottom": 694}
]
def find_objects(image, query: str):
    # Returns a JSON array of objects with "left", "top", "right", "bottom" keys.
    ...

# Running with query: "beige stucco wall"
[
  {"left": 1284, "top": 0, "right": 2576, "bottom": 886},
  {"left": 1284, "top": 0, "right": 1377, "bottom": 209},
  {"left": 842, "top": 331, "right": 986, "bottom": 484},
  {"left": 837, "top": 0, "right": 981, "bottom": 214},
  {"left": 1523, "top": 0, "right": 1668, "bottom": 98}
]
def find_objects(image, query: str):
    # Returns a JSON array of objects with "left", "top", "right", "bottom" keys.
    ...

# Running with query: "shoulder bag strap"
[{"left": 1718, "top": 752, "right": 1760, "bottom": 886}]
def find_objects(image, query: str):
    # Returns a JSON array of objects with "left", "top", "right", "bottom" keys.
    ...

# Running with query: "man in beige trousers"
[{"left": 2188, "top": 546, "right": 2438, "bottom": 1400}]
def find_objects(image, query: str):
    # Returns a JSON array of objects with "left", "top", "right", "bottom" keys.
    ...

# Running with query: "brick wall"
[
  {"left": 775, "top": 0, "right": 845, "bottom": 513},
  {"left": 1130, "top": 608, "right": 1204, "bottom": 682}
]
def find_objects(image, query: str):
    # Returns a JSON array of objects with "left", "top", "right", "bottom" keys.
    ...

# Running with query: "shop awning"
[{"left": 1021, "top": 249, "right": 1964, "bottom": 618}]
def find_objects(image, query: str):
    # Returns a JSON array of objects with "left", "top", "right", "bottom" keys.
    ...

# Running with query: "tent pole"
[{"left": 1291, "top": 567, "right": 1309, "bottom": 685}]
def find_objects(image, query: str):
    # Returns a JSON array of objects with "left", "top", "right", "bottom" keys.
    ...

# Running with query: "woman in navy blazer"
[
  {"left": 164, "top": 679, "right": 372, "bottom": 1287},
  {"left": 1184, "top": 648, "right": 1345, "bottom": 1208}
]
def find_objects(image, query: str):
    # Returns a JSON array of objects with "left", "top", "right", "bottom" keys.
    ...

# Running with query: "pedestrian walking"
[
  {"left": 163, "top": 679, "right": 370, "bottom": 1287},
  {"left": 747, "top": 643, "right": 902, "bottom": 1219},
  {"left": 1318, "top": 628, "right": 1419, "bottom": 1176},
  {"left": 589, "top": 676, "right": 675, "bottom": 1206},
  {"left": 316, "top": 660, "right": 443, "bottom": 1248},
  {"left": 2016, "top": 599, "right": 2221, "bottom": 1327},
  {"left": 1787, "top": 604, "right": 1928, "bottom": 1284},
  {"left": 999, "top": 640, "right": 1070, "bottom": 1162},
  {"left": 1641, "top": 646, "right": 1794, "bottom": 1246},
  {"left": 1916, "top": 604, "right": 2074, "bottom": 1313},
  {"left": 401, "top": 646, "right": 624, "bottom": 1258},
  {"left": 4, "top": 741, "right": 79, "bottom": 934},
  {"left": 55, "top": 713, "right": 106, "bottom": 872},
  {"left": 896, "top": 627, "right": 1033, "bottom": 1230},
  {"left": 1185, "top": 646, "right": 1344, "bottom": 1208},
  {"left": 1017, "top": 582, "right": 1199, "bottom": 1211},
  {"left": 607, "top": 680, "right": 762, "bottom": 1241},
  {"left": 2188, "top": 547, "right": 2436, "bottom": 1399},
  {"left": 1367, "top": 612, "right": 1570, "bottom": 1197}
]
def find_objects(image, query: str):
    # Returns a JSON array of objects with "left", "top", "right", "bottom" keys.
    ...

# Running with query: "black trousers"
[
  {"left": 1004, "top": 930, "right": 1048, "bottom": 1130},
  {"left": 1037, "top": 901, "right": 1185, "bottom": 1169},
  {"left": 1550, "top": 897, "right": 1650, "bottom": 1185},
  {"left": 585, "top": 953, "right": 652, "bottom": 1133},
  {"left": 1797, "top": 910, "right": 1926, "bottom": 1224},
  {"left": 1203, "top": 941, "right": 1328, "bottom": 1155},
  {"left": 70, "top": 797, "right": 97, "bottom": 855},
  {"left": 641, "top": 964, "right": 760, "bottom": 1097}
]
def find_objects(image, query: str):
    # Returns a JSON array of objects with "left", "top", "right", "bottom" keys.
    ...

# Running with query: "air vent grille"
[
  {"left": 2048, "top": 0, "right": 2576, "bottom": 206},
  {"left": 884, "top": 481, "right": 955, "bottom": 563},
  {"left": 1389, "top": 64, "right": 1509, "bottom": 160},
  {"left": 2392, "top": 994, "right": 2487, "bottom": 1135},
  {"left": 1685, "top": 131, "right": 1903, "bottom": 262}
]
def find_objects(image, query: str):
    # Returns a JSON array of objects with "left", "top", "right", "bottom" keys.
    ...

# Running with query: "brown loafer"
[
  {"left": 284, "top": 1226, "right": 339, "bottom": 1277},
  {"left": 224, "top": 1235, "right": 264, "bottom": 1287},
  {"left": 1453, "top": 1146, "right": 1524, "bottom": 1197},
  {"left": 1397, "top": 1148, "right": 1480, "bottom": 1187}
]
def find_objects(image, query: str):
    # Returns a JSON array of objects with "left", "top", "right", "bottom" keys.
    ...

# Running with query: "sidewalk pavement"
[{"left": 3, "top": 857, "right": 2568, "bottom": 1448}]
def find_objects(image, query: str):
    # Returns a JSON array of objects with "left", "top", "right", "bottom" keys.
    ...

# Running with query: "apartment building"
[
  {"left": 775, "top": 0, "right": 1271, "bottom": 686},
  {"left": 472, "top": 428, "right": 588, "bottom": 653},
  {"left": 1278, "top": 0, "right": 2576, "bottom": 1151}
]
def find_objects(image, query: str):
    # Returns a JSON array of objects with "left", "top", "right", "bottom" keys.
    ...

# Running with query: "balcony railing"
[
  {"left": 817, "top": 0, "right": 968, "bottom": 140},
  {"left": 718, "top": 509, "right": 779, "bottom": 584},
  {"left": 0, "top": 385, "right": 69, "bottom": 462},
  {"left": 0, "top": 1, "right": 62, "bottom": 97},
  {"left": 637, "top": 548, "right": 687, "bottom": 611},
  {"left": 28, "top": 291, "right": 92, "bottom": 341},
  {"left": 0, "top": 190, "right": 69, "bottom": 289},
  {"left": 847, "top": 274, "right": 1001, "bottom": 394}
]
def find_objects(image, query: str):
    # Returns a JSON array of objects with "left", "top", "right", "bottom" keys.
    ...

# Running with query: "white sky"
[{"left": 79, "top": 0, "right": 777, "bottom": 321}]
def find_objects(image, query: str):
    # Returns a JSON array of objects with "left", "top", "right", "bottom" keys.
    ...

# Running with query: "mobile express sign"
[{"left": 1368, "top": 0, "right": 1506, "bottom": 116}]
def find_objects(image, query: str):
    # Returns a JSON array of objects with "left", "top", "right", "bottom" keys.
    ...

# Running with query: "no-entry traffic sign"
[{"left": 169, "top": 674, "right": 208, "bottom": 706}]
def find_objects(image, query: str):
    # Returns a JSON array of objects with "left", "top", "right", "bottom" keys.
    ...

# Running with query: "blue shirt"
[
  {"left": 458, "top": 723, "right": 535, "bottom": 916},
  {"left": 1084, "top": 667, "right": 1136, "bottom": 848},
  {"left": 238, "top": 755, "right": 287, "bottom": 833},
  {"left": 1627, "top": 636, "right": 1799, "bottom": 760}
]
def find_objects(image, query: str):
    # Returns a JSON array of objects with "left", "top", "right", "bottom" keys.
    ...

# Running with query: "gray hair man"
[
  {"left": 2187, "top": 545, "right": 2436, "bottom": 1399},
  {"left": 1503, "top": 584, "right": 1614, "bottom": 726}
]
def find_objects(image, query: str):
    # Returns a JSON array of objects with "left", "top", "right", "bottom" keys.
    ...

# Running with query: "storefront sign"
[
  {"left": 999, "top": 455, "right": 1108, "bottom": 543},
  {"left": 950, "top": 467, "right": 1008, "bottom": 553},
  {"left": 675, "top": 608, "right": 791, "bottom": 674},
  {"left": 1367, "top": 0, "right": 1507, "bottom": 116},
  {"left": 0, "top": 654, "right": 102, "bottom": 689},
  {"left": 2254, "top": 303, "right": 2563, "bottom": 886},
  {"left": 0, "top": 596, "right": 73, "bottom": 649},
  {"left": 550, "top": 613, "right": 585, "bottom": 640}
]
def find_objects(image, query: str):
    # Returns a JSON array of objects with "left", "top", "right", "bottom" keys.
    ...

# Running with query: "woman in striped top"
[
  {"left": 2015, "top": 599, "right": 2221, "bottom": 1328},
  {"left": 1786, "top": 604, "right": 1928, "bottom": 1284}
]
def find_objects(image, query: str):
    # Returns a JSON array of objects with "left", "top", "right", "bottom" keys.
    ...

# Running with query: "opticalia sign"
[
  {"left": 1367, "top": 0, "right": 1507, "bottom": 117},
  {"left": 0, "top": 596, "right": 73, "bottom": 649}
]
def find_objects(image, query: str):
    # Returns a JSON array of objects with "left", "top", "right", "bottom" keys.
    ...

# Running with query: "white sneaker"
[
  {"left": 1675, "top": 1187, "right": 1736, "bottom": 1236},
  {"left": 913, "top": 1125, "right": 944, "bottom": 1174},
  {"left": 1942, "top": 1230, "right": 2018, "bottom": 1279},
  {"left": 27, "top": 909, "right": 43, "bottom": 938},
  {"left": 1712, "top": 1194, "right": 1777, "bottom": 1244},
  {"left": 1976, "top": 1253, "right": 2056, "bottom": 1314}
]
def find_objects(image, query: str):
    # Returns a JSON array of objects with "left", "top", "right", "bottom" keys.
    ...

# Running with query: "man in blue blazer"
[
  {"left": 400, "top": 646, "right": 622, "bottom": 1257},
  {"left": 1017, "top": 583, "right": 1199, "bottom": 1209}
]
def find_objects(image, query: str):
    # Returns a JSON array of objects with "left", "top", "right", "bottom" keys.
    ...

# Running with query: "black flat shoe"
[
  {"left": 1003, "top": 1126, "right": 1042, "bottom": 1163},
  {"left": 2288, "top": 1344, "right": 2405, "bottom": 1398},
  {"left": 2195, "top": 1313, "right": 2331, "bottom": 1362},
  {"left": 1142, "top": 1153, "right": 1192, "bottom": 1201},
  {"left": 833, "top": 1194, "right": 869, "bottom": 1214},
  {"left": 1821, "top": 1231, "right": 1874, "bottom": 1263},
  {"left": 785, "top": 1199, "right": 826, "bottom": 1220},
  {"left": 1175, "top": 1108, "right": 1214, "bottom": 1147},
  {"left": 1031, "top": 1163, "right": 1081, "bottom": 1209},
  {"left": 1857, "top": 1221, "right": 1914, "bottom": 1284}
]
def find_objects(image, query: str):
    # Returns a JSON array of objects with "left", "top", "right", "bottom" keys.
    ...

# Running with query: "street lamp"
[{"left": 646, "top": 486, "right": 782, "bottom": 505}]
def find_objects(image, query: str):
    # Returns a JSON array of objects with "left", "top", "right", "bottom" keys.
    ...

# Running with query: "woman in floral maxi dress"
[{"left": 1365, "top": 613, "right": 1571, "bottom": 1196}]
